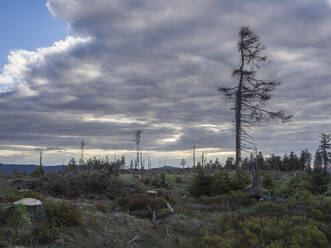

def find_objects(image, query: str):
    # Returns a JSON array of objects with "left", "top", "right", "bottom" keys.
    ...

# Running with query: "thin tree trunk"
[
  {"left": 323, "top": 150, "right": 328, "bottom": 171},
  {"left": 246, "top": 150, "right": 261, "bottom": 197},
  {"left": 193, "top": 144, "right": 196, "bottom": 168},
  {"left": 136, "top": 143, "right": 139, "bottom": 170},
  {"left": 235, "top": 34, "right": 244, "bottom": 169}
]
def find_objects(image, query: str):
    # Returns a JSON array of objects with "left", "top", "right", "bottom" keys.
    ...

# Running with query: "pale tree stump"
[
  {"left": 246, "top": 163, "right": 261, "bottom": 198},
  {"left": 14, "top": 198, "right": 46, "bottom": 221}
]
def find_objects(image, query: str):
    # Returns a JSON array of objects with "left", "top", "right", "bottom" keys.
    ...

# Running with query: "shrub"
[
  {"left": 32, "top": 224, "right": 59, "bottom": 244},
  {"left": 251, "top": 202, "right": 287, "bottom": 216},
  {"left": 188, "top": 169, "right": 212, "bottom": 197},
  {"left": 95, "top": 202, "right": 109, "bottom": 213},
  {"left": 175, "top": 177, "right": 183, "bottom": 184},
  {"left": 231, "top": 169, "right": 250, "bottom": 190},
  {"left": 4, "top": 205, "right": 33, "bottom": 245},
  {"left": 6, "top": 205, "right": 32, "bottom": 230},
  {"left": 309, "top": 168, "right": 329, "bottom": 194},
  {"left": 116, "top": 194, "right": 152, "bottom": 211},
  {"left": 189, "top": 169, "right": 252, "bottom": 198},
  {"left": 199, "top": 191, "right": 255, "bottom": 209},
  {"left": 44, "top": 200, "right": 83, "bottom": 227},
  {"left": 158, "top": 208, "right": 173, "bottom": 219},
  {"left": 30, "top": 168, "right": 45, "bottom": 178},
  {"left": 310, "top": 209, "right": 324, "bottom": 221},
  {"left": 188, "top": 215, "right": 328, "bottom": 248},
  {"left": 27, "top": 171, "right": 143, "bottom": 199},
  {"left": 210, "top": 170, "right": 232, "bottom": 195},
  {"left": 116, "top": 194, "right": 169, "bottom": 220},
  {"left": 3, "top": 189, "right": 46, "bottom": 203},
  {"left": 261, "top": 174, "right": 274, "bottom": 190},
  {"left": 157, "top": 190, "right": 176, "bottom": 205}
]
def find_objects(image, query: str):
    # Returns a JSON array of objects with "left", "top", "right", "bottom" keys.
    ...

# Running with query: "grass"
[{"left": 0, "top": 169, "right": 330, "bottom": 248}]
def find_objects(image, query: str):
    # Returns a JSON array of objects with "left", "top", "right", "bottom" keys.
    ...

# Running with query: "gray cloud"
[{"left": 0, "top": 0, "right": 330, "bottom": 165}]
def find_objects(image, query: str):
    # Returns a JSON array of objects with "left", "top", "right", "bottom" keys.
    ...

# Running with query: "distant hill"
[
  {"left": 0, "top": 163, "right": 65, "bottom": 174},
  {"left": 158, "top": 165, "right": 180, "bottom": 170}
]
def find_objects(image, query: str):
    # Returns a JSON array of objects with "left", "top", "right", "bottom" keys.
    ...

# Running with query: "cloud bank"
[{"left": 0, "top": 0, "right": 330, "bottom": 165}]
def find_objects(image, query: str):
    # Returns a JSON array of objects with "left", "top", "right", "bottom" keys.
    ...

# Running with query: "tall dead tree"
[
  {"left": 219, "top": 26, "right": 291, "bottom": 169},
  {"left": 318, "top": 133, "right": 330, "bottom": 171},
  {"left": 39, "top": 151, "right": 43, "bottom": 169},
  {"left": 80, "top": 140, "right": 85, "bottom": 166},
  {"left": 134, "top": 130, "right": 142, "bottom": 170},
  {"left": 193, "top": 144, "right": 196, "bottom": 168}
]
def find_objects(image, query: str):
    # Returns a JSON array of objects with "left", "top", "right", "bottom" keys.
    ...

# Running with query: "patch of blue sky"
[{"left": 0, "top": 0, "right": 67, "bottom": 72}]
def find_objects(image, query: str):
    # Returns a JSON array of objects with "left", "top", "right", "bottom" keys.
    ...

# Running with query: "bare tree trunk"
[
  {"left": 193, "top": 144, "right": 196, "bottom": 168},
  {"left": 235, "top": 92, "right": 242, "bottom": 169},
  {"left": 246, "top": 150, "right": 261, "bottom": 197},
  {"left": 136, "top": 143, "right": 139, "bottom": 170},
  {"left": 235, "top": 35, "right": 244, "bottom": 169}
]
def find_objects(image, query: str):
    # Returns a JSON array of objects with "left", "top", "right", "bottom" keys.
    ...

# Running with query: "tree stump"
[
  {"left": 14, "top": 198, "right": 46, "bottom": 221},
  {"left": 147, "top": 191, "right": 157, "bottom": 197},
  {"left": 246, "top": 163, "right": 261, "bottom": 198}
]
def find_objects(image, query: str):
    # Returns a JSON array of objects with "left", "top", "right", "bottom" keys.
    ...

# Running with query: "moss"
[
  {"left": 184, "top": 213, "right": 328, "bottom": 248},
  {"left": 32, "top": 223, "right": 59, "bottom": 244},
  {"left": 3, "top": 189, "right": 46, "bottom": 203},
  {"left": 44, "top": 200, "right": 83, "bottom": 227},
  {"left": 158, "top": 208, "right": 173, "bottom": 219}
]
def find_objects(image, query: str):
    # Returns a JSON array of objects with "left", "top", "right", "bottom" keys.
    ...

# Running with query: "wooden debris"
[
  {"left": 147, "top": 190, "right": 157, "bottom": 197},
  {"left": 166, "top": 202, "right": 174, "bottom": 213},
  {"left": 127, "top": 236, "right": 140, "bottom": 244}
]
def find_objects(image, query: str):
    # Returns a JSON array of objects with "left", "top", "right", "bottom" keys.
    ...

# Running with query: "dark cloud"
[{"left": 0, "top": 0, "right": 330, "bottom": 165}]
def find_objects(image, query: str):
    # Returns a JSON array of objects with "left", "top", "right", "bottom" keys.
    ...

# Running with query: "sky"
[{"left": 0, "top": 0, "right": 330, "bottom": 167}]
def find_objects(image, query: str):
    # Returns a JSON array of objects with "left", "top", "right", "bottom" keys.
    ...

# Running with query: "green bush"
[
  {"left": 199, "top": 191, "right": 255, "bottom": 209},
  {"left": 28, "top": 171, "right": 143, "bottom": 199},
  {"left": 116, "top": 194, "right": 152, "bottom": 211},
  {"left": 157, "top": 190, "right": 176, "bottom": 205},
  {"left": 186, "top": 215, "right": 328, "bottom": 248},
  {"left": 231, "top": 169, "right": 250, "bottom": 190},
  {"left": 309, "top": 168, "right": 329, "bottom": 194},
  {"left": 251, "top": 202, "right": 287, "bottom": 216},
  {"left": 6, "top": 205, "right": 32, "bottom": 230},
  {"left": 30, "top": 168, "right": 45, "bottom": 178},
  {"left": 3, "top": 189, "right": 46, "bottom": 203},
  {"left": 32, "top": 224, "right": 59, "bottom": 244},
  {"left": 44, "top": 200, "right": 83, "bottom": 227},
  {"left": 158, "top": 208, "right": 173, "bottom": 219},
  {"left": 189, "top": 169, "right": 252, "bottom": 198},
  {"left": 210, "top": 171, "right": 232, "bottom": 195},
  {"left": 175, "top": 177, "right": 183, "bottom": 184},
  {"left": 261, "top": 174, "right": 274, "bottom": 190},
  {"left": 116, "top": 194, "right": 167, "bottom": 212},
  {"left": 188, "top": 169, "right": 212, "bottom": 197}
]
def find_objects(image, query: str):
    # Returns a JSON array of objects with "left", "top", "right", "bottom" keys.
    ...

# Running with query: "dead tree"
[
  {"left": 246, "top": 147, "right": 261, "bottom": 197},
  {"left": 134, "top": 130, "right": 142, "bottom": 170},
  {"left": 318, "top": 133, "right": 330, "bottom": 171},
  {"left": 219, "top": 26, "right": 291, "bottom": 169},
  {"left": 193, "top": 144, "right": 196, "bottom": 168},
  {"left": 80, "top": 140, "right": 86, "bottom": 166}
]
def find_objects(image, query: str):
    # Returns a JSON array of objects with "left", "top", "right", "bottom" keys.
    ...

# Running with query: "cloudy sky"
[{"left": 0, "top": 0, "right": 330, "bottom": 166}]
